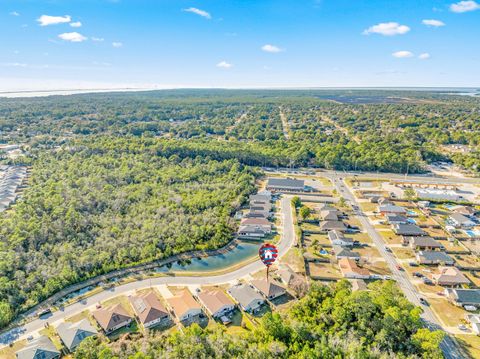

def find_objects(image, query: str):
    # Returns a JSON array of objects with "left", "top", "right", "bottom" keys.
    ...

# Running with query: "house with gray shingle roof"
[
  {"left": 266, "top": 178, "right": 305, "bottom": 192},
  {"left": 445, "top": 289, "right": 480, "bottom": 307},
  {"left": 416, "top": 251, "right": 454, "bottom": 265},
  {"left": 333, "top": 245, "right": 360, "bottom": 260},
  {"left": 227, "top": 284, "right": 264, "bottom": 313},
  {"left": 56, "top": 319, "right": 97, "bottom": 351},
  {"left": 15, "top": 336, "right": 60, "bottom": 359}
]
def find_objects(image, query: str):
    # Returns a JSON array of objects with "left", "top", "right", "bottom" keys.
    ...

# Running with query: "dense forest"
[
  {"left": 1, "top": 89, "right": 479, "bottom": 329},
  {"left": 0, "top": 136, "right": 257, "bottom": 326},
  {"left": 1, "top": 89, "right": 479, "bottom": 173},
  {"left": 73, "top": 281, "right": 445, "bottom": 359}
]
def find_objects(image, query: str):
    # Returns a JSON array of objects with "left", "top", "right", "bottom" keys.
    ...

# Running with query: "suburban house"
[
  {"left": 333, "top": 245, "right": 360, "bottom": 260},
  {"left": 451, "top": 205, "right": 476, "bottom": 216},
  {"left": 416, "top": 251, "right": 454, "bottom": 265},
  {"left": 93, "top": 304, "right": 133, "bottom": 333},
  {"left": 378, "top": 204, "right": 406, "bottom": 215},
  {"left": 320, "top": 210, "right": 339, "bottom": 221},
  {"left": 277, "top": 265, "right": 304, "bottom": 288},
  {"left": 250, "top": 201, "right": 272, "bottom": 211},
  {"left": 448, "top": 213, "right": 475, "bottom": 228},
  {"left": 338, "top": 258, "right": 370, "bottom": 279},
  {"left": 385, "top": 214, "right": 409, "bottom": 225},
  {"left": 244, "top": 210, "right": 269, "bottom": 219},
  {"left": 129, "top": 291, "right": 171, "bottom": 329},
  {"left": 266, "top": 178, "right": 305, "bottom": 192},
  {"left": 238, "top": 225, "right": 269, "bottom": 239},
  {"left": 15, "top": 336, "right": 60, "bottom": 359},
  {"left": 328, "top": 230, "right": 353, "bottom": 247},
  {"left": 197, "top": 290, "right": 235, "bottom": 318},
  {"left": 392, "top": 224, "right": 426, "bottom": 236},
  {"left": 320, "top": 220, "right": 347, "bottom": 232},
  {"left": 445, "top": 288, "right": 480, "bottom": 307},
  {"left": 432, "top": 267, "right": 470, "bottom": 287},
  {"left": 240, "top": 218, "right": 272, "bottom": 233},
  {"left": 166, "top": 289, "right": 203, "bottom": 322},
  {"left": 249, "top": 194, "right": 271, "bottom": 204},
  {"left": 251, "top": 279, "right": 286, "bottom": 300},
  {"left": 228, "top": 284, "right": 264, "bottom": 313},
  {"left": 56, "top": 319, "right": 98, "bottom": 352},
  {"left": 408, "top": 236, "right": 443, "bottom": 250}
]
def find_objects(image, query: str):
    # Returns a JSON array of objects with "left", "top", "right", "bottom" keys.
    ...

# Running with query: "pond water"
[{"left": 156, "top": 240, "right": 262, "bottom": 273}]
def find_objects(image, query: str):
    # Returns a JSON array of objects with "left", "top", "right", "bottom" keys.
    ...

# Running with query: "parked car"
[
  {"left": 419, "top": 298, "right": 429, "bottom": 306},
  {"left": 422, "top": 277, "right": 433, "bottom": 285},
  {"left": 413, "top": 272, "right": 424, "bottom": 278},
  {"left": 408, "top": 262, "right": 419, "bottom": 267},
  {"left": 38, "top": 308, "right": 52, "bottom": 318}
]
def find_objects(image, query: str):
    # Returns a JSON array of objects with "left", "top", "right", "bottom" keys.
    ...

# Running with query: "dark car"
[
  {"left": 38, "top": 308, "right": 52, "bottom": 318},
  {"left": 422, "top": 277, "right": 433, "bottom": 285},
  {"left": 413, "top": 272, "right": 424, "bottom": 278},
  {"left": 408, "top": 262, "right": 419, "bottom": 267}
]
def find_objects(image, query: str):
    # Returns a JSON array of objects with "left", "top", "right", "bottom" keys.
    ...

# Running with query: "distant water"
[{"left": 0, "top": 88, "right": 154, "bottom": 98}]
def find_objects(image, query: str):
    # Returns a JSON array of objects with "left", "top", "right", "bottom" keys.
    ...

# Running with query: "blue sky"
[{"left": 1, "top": 0, "right": 479, "bottom": 90}]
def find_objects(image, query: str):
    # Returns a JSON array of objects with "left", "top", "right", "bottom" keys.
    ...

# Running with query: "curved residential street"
[{"left": 0, "top": 196, "right": 295, "bottom": 348}]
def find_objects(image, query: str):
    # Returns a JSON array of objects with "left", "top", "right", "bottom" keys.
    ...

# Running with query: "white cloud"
[
  {"left": 422, "top": 19, "right": 445, "bottom": 27},
  {"left": 58, "top": 32, "right": 87, "bottom": 42},
  {"left": 216, "top": 61, "right": 233, "bottom": 69},
  {"left": 91, "top": 37, "right": 104, "bottom": 42},
  {"left": 70, "top": 21, "right": 82, "bottom": 28},
  {"left": 112, "top": 42, "right": 123, "bottom": 48},
  {"left": 0, "top": 62, "right": 27, "bottom": 68},
  {"left": 419, "top": 53, "right": 431, "bottom": 59},
  {"left": 37, "top": 15, "right": 71, "bottom": 26},
  {"left": 182, "top": 7, "right": 211, "bottom": 19},
  {"left": 261, "top": 44, "right": 283, "bottom": 53},
  {"left": 363, "top": 22, "right": 410, "bottom": 36},
  {"left": 450, "top": 1, "right": 480, "bottom": 12},
  {"left": 392, "top": 50, "right": 414, "bottom": 58},
  {"left": 10, "top": 11, "right": 20, "bottom": 16}
]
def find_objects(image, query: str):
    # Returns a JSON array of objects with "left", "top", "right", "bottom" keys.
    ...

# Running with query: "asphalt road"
[
  {"left": 0, "top": 196, "right": 295, "bottom": 347},
  {"left": 326, "top": 173, "right": 467, "bottom": 359}
]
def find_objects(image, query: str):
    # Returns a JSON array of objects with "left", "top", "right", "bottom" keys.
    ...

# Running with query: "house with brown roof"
[
  {"left": 451, "top": 205, "right": 476, "bottom": 216},
  {"left": 92, "top": 304, "right": 133, "bottom": 333},
  {"left": 277, "top": 265, "right": 304, "bottom": 288},
  {"left": 166, "top": 289, "right": 202, "bottom": 322},
  {"left": 129, "top": 291, "right": 170, "bottom": 329},
  {"left": 338, "top": 258, "right": 370, "bottom": 279},
  {"left": 433, "top": 267, "right": 470, "bottom": 287},
  {"left": 251, "top": 279, "right": 286, "bottom": 300},
  {"left": 197, "top": 290, "right": 235, "bottom": 318}
]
